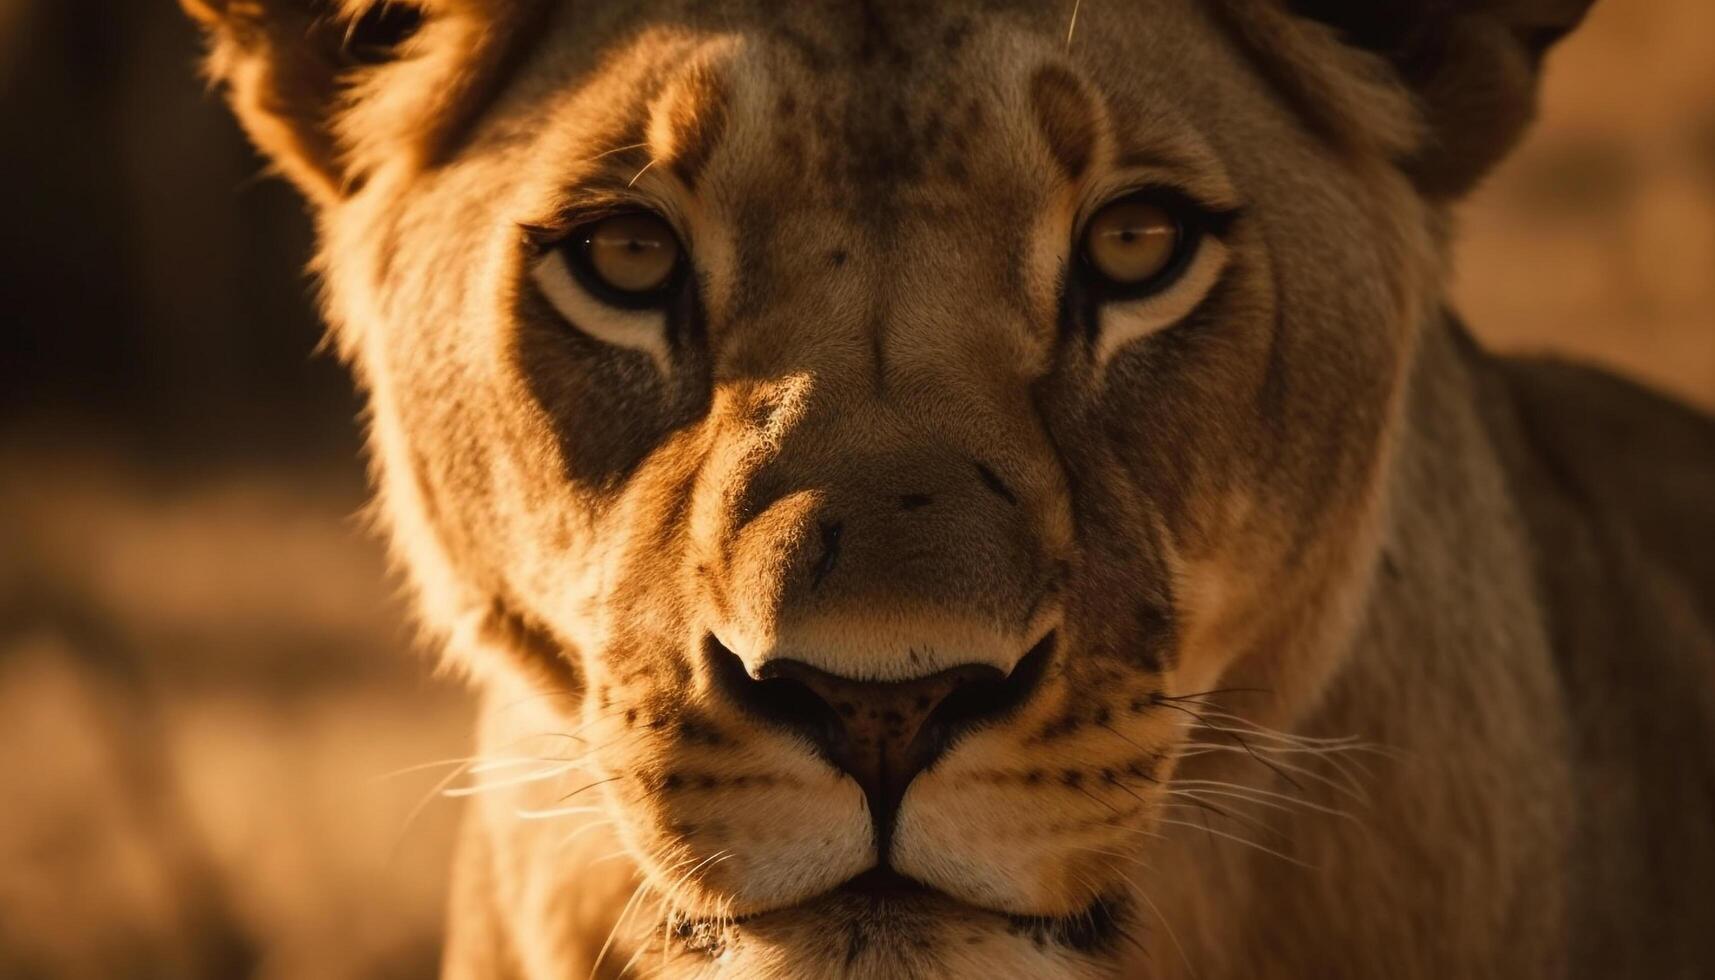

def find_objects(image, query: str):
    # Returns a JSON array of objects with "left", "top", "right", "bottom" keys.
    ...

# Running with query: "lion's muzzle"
[{"left": 707, "top": 633, "right": 1053, "bottom": 851}]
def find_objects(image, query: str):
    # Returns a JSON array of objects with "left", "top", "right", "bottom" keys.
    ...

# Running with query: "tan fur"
[{"left": 184, "top": 0, "right": 1715, "bottom": 976}]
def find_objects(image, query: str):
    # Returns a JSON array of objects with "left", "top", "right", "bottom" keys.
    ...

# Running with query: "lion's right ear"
[
  {"left": 182, "top": 0, "right": 536, "bottom": 208},
  {"left": 180, "top": 0, "right": 411, "bottom": 206}
]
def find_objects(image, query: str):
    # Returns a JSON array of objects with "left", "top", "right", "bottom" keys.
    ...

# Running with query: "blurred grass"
[
  {"left": 0, "top": 453, "right": 470, "bottom": 979},
  {"left": 1455, "top": 0, "right": 1715, "bottom": 409}
]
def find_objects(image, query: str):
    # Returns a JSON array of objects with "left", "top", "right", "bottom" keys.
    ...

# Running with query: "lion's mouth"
[{"left": 672, "top": 866, "right": 1125, "bottom": 958}]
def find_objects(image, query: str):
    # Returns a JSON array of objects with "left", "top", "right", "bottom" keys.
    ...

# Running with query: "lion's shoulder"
[
  {"left": 1495, "top": 354, "right": 1715, "bottom": 628},
  {"left": 1473, "top": 347, "right": 1715, "bottom": 971}
]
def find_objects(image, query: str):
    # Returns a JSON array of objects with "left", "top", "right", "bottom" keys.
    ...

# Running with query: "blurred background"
[{"left": 0, "top": 2, "right": 1710, "bottom": 977}]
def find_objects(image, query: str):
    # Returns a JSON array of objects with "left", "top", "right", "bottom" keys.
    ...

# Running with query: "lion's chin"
[{"left": 668, "top": 868, "right": 1126, "bottom": 979}]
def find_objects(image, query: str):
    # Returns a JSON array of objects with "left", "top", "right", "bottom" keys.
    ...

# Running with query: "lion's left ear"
[
  {"left": 182, "top": 0, "right": 538, "bottom": 208},
  {"left": 1288, "top": 0, "right": 1598, "bottom": 198}
]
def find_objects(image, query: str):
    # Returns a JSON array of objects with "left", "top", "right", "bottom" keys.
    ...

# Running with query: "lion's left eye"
[
  {"left": 1076, "top": 190, "right": 1233, "bottom": 364},
  {"left": 1084, "top": 198, "right": 1182, "bottom": 287}
]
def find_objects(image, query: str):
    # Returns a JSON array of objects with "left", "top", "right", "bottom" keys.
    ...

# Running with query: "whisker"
[
  {"left": 1191, "top": 723, "right": 1379, "bottom": 787},
  {"left": 589, "top": 141, "right": 649, "bottom": 163},
  {"left": 1134, "top": 884, "right": 1199, "bottom": 979},
  {"left": 442, "top": 760, "right": 582, "bottom": 797},
  {"left": 1159, "top": 793, "right": 1285, "bottom": 840},
  {"left": 1072, "top": 782, "right": 1124, "bottom": 815},
  {"left": 467, "top": 755, "right": 579, "bottom": 775},
  {"left": 1171, "top": 701, "right": 1387, "bottom": 791},
  {"left": 559, "top": 774, "right": 625, "bottom": 803},
  {"left": 514, "top": 803, "right": 608, "bottom": 821},
  {"left": 1190, "top": 709, "right": 1377, "bottom": 749},
  {"left": 1154, "top": 700, "right": 1309, "bottom": 792},
  {"left": 487, "top": 686, "right": 598, "bottom": 719},
  {"left": 387, "top": 753, "right": 482, "bottom": 866},
  {"left": 372, "top": 754, "right": 541, "bottom": 782},
  {"left": 590, "top": 871, "right": 652, "bottom": 980},
  {"left": 1181, "top": 743, "right": 1370, "bottom": 802},
  {"left": 1168, "top": 787, "right": 1305, "bottom": 823},
  {"left": 1098, "top": 721, "right": 1164, "bottom": 768},
  {"left": 1075, "top": 841, "right": 1153, "bottom": 866},
  {"left": 1085, "top": 859, "right": 1176, "bottom": 970},
  {"left": 1149, "top": 816, "right": 1316, "bottom": 869},
  {"left": 556, "top": 818, "right": 617, "bottom": 850},
  {"left": 1154, "top": 686, "right": 1272, "bottom": 705},
  {"left": 1173, "top": 779, "right": 1359, "bottom": 821},
  {"left": 615, "top": 939, "right": 651, "bottom": 978}
]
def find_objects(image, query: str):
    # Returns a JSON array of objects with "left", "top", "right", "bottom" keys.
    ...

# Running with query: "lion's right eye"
[
  {"left": 527, "top": 212, "right": 685, "bottom": 370},
  {"left": 530, "top": 211, "right": 686, "bottom": 318}
]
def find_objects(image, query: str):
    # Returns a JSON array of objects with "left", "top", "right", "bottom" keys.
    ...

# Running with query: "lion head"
[{"left": 184, "top": 0, "right": 1593, "bottom": 975}]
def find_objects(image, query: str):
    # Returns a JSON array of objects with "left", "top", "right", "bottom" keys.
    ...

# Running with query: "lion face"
[{"left": 186, "top": 0, "right": 1528, "bottom": 973}]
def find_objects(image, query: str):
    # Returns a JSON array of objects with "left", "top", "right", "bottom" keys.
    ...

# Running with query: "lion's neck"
[{"left": 1142, "top": 319, "right": 1576, "bottom": 978}]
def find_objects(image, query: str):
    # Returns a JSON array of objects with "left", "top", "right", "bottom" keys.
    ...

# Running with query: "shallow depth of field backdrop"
[{"left": 1, "top": 2, "right": 1711, "bottom": 977}]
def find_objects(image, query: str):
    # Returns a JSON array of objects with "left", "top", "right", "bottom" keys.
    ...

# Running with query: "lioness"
[{"left": 182, "top": 0, "right": 1715, "bottom": 976}]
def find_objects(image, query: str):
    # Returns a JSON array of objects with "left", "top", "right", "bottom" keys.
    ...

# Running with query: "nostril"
[
  {"left": 705, "top": 637, "right": 844, "bottom": 752},
  {"left": 922, "top": 631, "right": 1054, "bottom": 739}
]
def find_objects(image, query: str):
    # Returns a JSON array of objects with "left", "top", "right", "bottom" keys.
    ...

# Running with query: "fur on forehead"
[{"left": 1210, "top": 0, "right": 1426, "bottom": 168}]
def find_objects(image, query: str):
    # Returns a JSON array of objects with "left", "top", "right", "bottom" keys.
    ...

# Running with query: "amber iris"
[
  {"left": 584, "top": 213, "right": 681, "bottom": 293},
  {"left": 1084, "top": 199, "right": 1180, "bottom": 285}
]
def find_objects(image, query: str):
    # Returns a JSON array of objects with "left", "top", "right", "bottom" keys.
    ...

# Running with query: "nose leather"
[{"left": 758, "top": 660, "right": 1001, "bottom": 823}]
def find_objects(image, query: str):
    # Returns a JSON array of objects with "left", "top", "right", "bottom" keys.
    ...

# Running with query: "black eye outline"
[
  {"left": 526, "top": 211, "right": 689, "bottom": 313},
  {"left": 1077, "top": 187, "right": 1237, "bottom": 304}
]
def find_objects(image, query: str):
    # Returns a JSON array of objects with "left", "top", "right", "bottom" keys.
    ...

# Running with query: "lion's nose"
[
  {"left": 759, "top": 659, "right": 993, "bottom": 822},
  {"left": 707, "top": 635, "right": 1053, "bottom": 850}
]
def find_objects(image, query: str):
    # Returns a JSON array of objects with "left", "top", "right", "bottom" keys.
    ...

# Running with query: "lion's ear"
[
  {"left": 1288, "top": 0, "right": 1597, "bottom": 198},
  {"left": 182, "top": 0, "right": 535, "bottom": 208},
  {"left": 180, "top": 1, "right": 422, "bottom": 206}
]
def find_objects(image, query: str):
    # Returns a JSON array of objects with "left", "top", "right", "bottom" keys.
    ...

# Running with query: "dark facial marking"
[
  {"left": 1007, "top": 896, "right": 1125, "bottom": 953},
  {"left": 812, "top": 520, "right": 844, "bottom": 590},
  {"left": 941, "top": 16, "right": 973, "bottom": 52},
  {"left": 476, "top": 596, "right": 584, "bottom": 694},
  {"left": 974, "top": 461, "right": 1019, "bottom": 506}
]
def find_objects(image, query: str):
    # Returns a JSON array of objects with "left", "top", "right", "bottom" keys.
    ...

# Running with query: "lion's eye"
[
  {"left": 527, "top": 211, "right": 685, "bottom": 370},
  {"left": 576, "top": 213, "right": 682, "bottom": 296},
  {"left": 1083, "top": 198, "right": 1182, "bottom": 288},
  {"left": 1076, "top": 190, "right": 1235, "bottom": 365}
]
